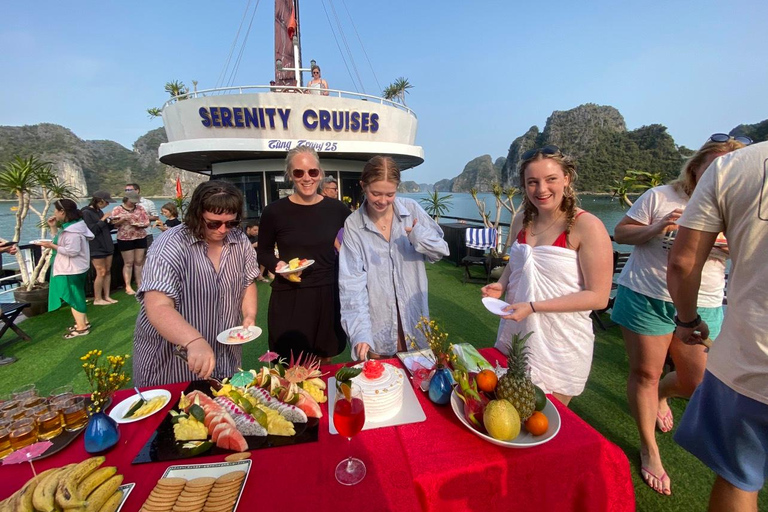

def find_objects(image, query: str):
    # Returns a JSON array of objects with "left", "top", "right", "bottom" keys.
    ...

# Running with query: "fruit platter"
[
  {"left": 133, "top": 353, "right": 325, "bottom": 464},
  {"left": 451, "top": 332, "right": 561, "bottom": 447}
]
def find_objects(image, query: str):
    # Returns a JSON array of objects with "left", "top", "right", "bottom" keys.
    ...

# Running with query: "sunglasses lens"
[
  {"left": 308, "top": 168, "right": 320, "bottom": 177},
  {"left": 709, "top": 133, "right": 729, "bottom": 142},
  {"left": 292, "top": 168, "right": 320, "bottom": 178},
  {"left": 734, "top": 136, "right": 753, "bottom": 145},
  {"left": 521, "top": 145, "right": 561, "bottom": 161}
]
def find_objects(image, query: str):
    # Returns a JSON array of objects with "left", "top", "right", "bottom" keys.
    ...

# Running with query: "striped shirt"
[{"left": 132, "top": 224, "right": 260, "bottom": 386}]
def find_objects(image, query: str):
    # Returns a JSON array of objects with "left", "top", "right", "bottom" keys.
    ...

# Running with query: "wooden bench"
[{"left": 0, "top": 302, "right": 32, "bottom": 347}]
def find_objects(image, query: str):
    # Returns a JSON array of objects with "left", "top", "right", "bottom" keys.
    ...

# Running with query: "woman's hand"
[
  {"left": 355, "top": 343, "right": 371, "bottom": 361},
  {"left": 185, "top": 338, "right": 216, "bottom": 379},
  {"left": 500, "top": 302, "right": 535, "bottom": 322},
  {"left": 275, "top": 260, "right": 287, "bottom": 272},
  {"left": 481, "top": 282, "right": 503, "bottom": 299},
  {"left": 241, "top": 317, "right": 256, "bottom": 329},
  {"left": 46, "top": 216, "right": 57, "bottom": 228},
  {"left": 657, "top": 208, "right": 684, "bottom": 234},
  {"left": 101, "top": 213, "right": 110, "bottom": 222}
]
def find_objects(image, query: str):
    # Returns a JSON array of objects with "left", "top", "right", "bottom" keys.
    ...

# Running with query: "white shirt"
[
  {"left": 616, "top": 185, "right": 726, "bottom": 307},
  {"left": 678, "top": 142, "right": 768, "bottom": 405},
  {"left": 138, "top": 197, "right": 158, "bottom": 217}
]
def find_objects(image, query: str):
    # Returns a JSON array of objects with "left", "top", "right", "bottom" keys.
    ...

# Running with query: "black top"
[
  {"left": 165, "top": 218, "right": 182, "bottom": 228},
  {"left": 258, "top": 197, "right": 350, "bottom": 290},
  {"left": 81, "top": 206, "right": 114, "bottom": 257}
]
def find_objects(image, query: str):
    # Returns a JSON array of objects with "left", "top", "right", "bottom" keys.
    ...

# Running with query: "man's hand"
[{"left": 186, "top": 338, "right": 216, "bottom": 379}]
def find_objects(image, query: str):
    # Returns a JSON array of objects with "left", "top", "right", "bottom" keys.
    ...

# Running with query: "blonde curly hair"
[
  {"left": 670, "top": 138, "right": 746, "bottom": 198},
  {"left": 518, "top": 148, "right": 580, "bottom": 235}
]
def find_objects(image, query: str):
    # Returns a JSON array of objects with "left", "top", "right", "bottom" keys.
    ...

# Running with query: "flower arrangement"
[
  {"left": 412, "top": 316, "right": 457, "bottom": 368},
  {"left": 80, "top": 350, "right": 131, "bottom": 413}
]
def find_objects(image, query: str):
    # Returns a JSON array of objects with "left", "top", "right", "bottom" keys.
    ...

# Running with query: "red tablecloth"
[{"left": 0, "top": 349, "right": 635, "bottom": 511}]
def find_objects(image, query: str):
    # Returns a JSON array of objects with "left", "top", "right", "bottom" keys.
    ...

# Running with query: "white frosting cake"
[{"left": 352, "top": 362, "right": 405, "bottom": 422}]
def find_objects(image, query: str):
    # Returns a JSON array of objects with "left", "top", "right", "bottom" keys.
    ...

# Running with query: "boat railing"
[{"left": 162, "top": 85, "right": 416, "bottom": 117}]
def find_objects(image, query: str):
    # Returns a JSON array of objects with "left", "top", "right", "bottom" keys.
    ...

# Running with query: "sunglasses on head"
[
  {"left": 204, "top": 219, "right": 241, "bottom": 230},
  {"left": 521, "top": 145, "right": 561, "bottom": 161},
  {"left": 292, "top": 168, "right": 321, "bottom": 179},
  {"left": 709, "top": 133, "right": 753, "bottom": 145}
]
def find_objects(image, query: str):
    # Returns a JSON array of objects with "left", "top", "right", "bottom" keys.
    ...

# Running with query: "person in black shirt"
[
  {"left": 257, "top": 146, "right": 350, "bottom": 363},
  {"left": 157, "top": 202, "right": 182, "bottom": 232},
  {"left": 81, "top": 191, "right": 117, "bottom": 305}
]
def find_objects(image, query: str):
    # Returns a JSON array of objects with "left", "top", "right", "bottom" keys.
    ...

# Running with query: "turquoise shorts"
[{"left": 610, "top": 285, "right": 723, "bottom": 338}]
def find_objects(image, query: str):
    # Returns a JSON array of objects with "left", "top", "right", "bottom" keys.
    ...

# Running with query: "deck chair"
[
  {"left": 0, "top": 302, "right": 32, "bottom": 347},
  {"left": 461, "top": 228, "right": 498, "bottom": 284}
]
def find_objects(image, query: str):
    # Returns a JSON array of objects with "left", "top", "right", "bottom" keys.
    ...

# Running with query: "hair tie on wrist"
[
  {"left": 530, "top": 302, "right": 537, "bottom": 313},
  {"left": 183, "top": 336, "right": 203, "bottom": 349}
]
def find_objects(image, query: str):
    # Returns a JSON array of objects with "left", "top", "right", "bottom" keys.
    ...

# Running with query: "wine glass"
[{"left": 333, "top": 381, "right": 366, "bottom": 485}]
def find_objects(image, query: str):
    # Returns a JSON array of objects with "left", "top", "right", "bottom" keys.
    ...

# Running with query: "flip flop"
[
  {"left": 641, "top": 466, "right": 672, "bottom": 495},
  {"left": 67, "top": 323, "right": 92, "bottom": 332},
  {"left": 656, "top": 408, "right": 674, "bottom": 433},
  {"left": 63, "top": 328, "right": 90, "bottom": 339}
]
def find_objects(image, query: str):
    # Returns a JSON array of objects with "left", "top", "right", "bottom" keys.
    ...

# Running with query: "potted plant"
[{"left": 0, "top": 155, "right": 79, "bottom": 315}]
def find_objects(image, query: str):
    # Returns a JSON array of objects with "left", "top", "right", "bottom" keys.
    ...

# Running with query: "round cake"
[
  {"left": 227, "top": 328, "right": 252, "bottom": 343},
  {"left": 351, "top": 362, "right": 405, "bottom": 422}
]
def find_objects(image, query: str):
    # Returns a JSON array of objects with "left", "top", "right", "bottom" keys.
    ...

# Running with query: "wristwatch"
[{"left": 674, "top": 314, "right": 702, "bottom": 328}]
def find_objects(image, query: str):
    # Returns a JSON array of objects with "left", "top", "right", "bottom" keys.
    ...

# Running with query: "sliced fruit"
[
  {"left": 180, "top": 440, "right": 214, "bottom": 456},
  {"left": 188, "top": 404, "right": 205, "bottom": 423}
]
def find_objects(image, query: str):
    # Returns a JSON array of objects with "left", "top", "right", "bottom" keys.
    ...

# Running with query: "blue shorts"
[
  {"left": 674, "top": 371, "right": 768, "bottom": 492},
  {"left": 610, "top": 285, "right": 723, "bottom": 338}
]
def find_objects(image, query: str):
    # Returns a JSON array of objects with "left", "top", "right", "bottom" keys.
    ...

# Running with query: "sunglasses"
[
  {"left": 709, "top": 133, "right": 752, "bottom": 145},
  {"left": 521, "top": 145, "right": 561, "bottom": 161},
  {"left": 204, "top": 219, "right": 241, "bottom": 230},
  {"left": 292, "top": 168, "right": 321, "bottom": 179},
  {"left": 312, "top": 71, "right": 320, "bottom": 75}
]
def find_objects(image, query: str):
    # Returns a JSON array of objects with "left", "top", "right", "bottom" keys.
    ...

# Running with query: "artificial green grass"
[{"left": 0, "top": 262, "right": 764, "bottom": 511}]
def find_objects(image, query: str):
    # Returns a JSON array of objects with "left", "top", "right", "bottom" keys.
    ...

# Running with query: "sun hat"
[{"left": 92, "top": 191, "right": 113, "bottom": 203}]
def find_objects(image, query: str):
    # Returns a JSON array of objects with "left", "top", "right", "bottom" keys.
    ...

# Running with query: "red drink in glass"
[{"left": 333, "top": 397, "right": 365, "bottom": 438}]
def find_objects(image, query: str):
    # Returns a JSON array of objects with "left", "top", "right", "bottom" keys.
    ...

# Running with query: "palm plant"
[
  {"left": 382, "top": 77, "right": 413, "bottom": 106},
  {"left": 612, "top": 169, "right": 664, "bottom": 207},
  {"left": 419, "top": 190, "right": 453, "bottom": 223},
  {"left": 0, "top": 156, "right": 79, "bottom": 291},
  {"left": 148, "top": 79, "right": 192, "bottom": 119}
]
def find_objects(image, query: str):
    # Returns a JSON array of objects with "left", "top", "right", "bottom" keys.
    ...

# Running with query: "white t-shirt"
[
  {"left": 678, "top": 141, "right": 768, "bottom": 405},
  {"left": 616, "top": 185, "right": 726, "bottom": 307}
]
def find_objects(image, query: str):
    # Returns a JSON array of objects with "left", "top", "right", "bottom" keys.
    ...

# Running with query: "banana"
[
  {"left": 14, "top": 468, "right": 56, "bottom": 512},
  {"left": 94, "top": 490, "right": 122, "bottom": 512},
  {"left": 83, "top": 475, "right": 123, "bottom": 512},
  {"left": 33, "top": 468, "right": 65, "bottom": 512},
  {"left": 285, "top": 273, "right": 301, "bottom": 283},
  {"left": 76, "top": 467, "right": 116, "bottom": 500},
  {"left": 55, "top": 472, "right": 85, "bottom": 510},
  {"left": 67, "top": 457, "right": 105, "bottom": 487}
]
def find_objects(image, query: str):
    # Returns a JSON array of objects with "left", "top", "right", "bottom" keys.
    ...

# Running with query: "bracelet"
[
  {"left": 182, "top": 336, "right": 203, "bottom": 349},
  {"left": 530, "top": 302, "right": 537, "bottom": 313},
  {"left": 674, "top": 314, "right": 701, "bottom": 329}
]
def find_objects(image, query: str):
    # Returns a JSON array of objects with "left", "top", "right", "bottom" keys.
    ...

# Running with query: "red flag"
[
  {"left": 287, "top": 4, "right": 297, "bottom": 41},
  {"left": 175, "top": 176, "right": 183, "bottom": 199}
]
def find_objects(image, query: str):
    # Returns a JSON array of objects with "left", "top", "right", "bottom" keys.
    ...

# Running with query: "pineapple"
[{"left": 496, "top": 331, "right": 536, "bottom": 421}]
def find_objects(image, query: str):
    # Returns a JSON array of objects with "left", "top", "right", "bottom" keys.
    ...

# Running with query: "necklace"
[{"left": 530, "top": 213, "right": 563, "bottom": 236}]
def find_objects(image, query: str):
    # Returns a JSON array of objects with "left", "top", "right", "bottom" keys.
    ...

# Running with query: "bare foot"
[
  {"left": 93, "top": 299, "right": 111, "bottom": 305},
  {"left": 656, "top": 399, "right": 674, "bottom": 432},
  {"left": 640, "top": 449, "right": 671, "bottom": 495},
  {"left": 105, "top": 297, "right": 118, "bottom": 304},
  {"left": 125, "top": 288, "right": 136, "bottom": 296}
]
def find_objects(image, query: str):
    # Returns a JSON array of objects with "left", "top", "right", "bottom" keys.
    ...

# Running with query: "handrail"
[{"left": 161, "top": 85, "right": 416, "bottom": 117}]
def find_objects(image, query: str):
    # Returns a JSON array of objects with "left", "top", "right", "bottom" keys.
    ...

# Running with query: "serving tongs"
[{"left": 172, "top": 345, "right": 225, "bottom": 390}]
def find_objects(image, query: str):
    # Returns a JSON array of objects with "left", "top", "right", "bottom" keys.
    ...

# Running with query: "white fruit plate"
[
  {"left": 450, "top": 389, "right": 561, "bottom": 448},
  {"left": 109, "top": 389, "right": 172, "bottom": 424},
  {"left": 275, "top": 259, "right": 314, "bottom": 274},
  {"left": 216, "top": 326, "right": 262, "bottom": 345}
]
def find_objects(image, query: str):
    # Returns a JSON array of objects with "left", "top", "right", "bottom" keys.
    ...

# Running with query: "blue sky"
[{"left": 2, "top": 0, "right": 766, "bottom": 184}]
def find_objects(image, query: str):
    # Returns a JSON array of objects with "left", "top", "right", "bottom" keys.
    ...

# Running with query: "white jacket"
[{"left": 53, "top": 220, "right": 95, "bottom": 275}]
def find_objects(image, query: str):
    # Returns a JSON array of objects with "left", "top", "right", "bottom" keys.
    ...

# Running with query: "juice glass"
[
  {"left": 0, "top": 419, "right": 12, "bottom": 458},
  {"left": 332, "top": 382, "right": 366, "bottom": 485},
  {"left": 49, "top": 385, "right": 74, "bottom": 403},
  {"left": 9, "top": 418, "right": 38, "bottom": 450},
  {"left": 11, "top": 384, "right": 36, "bottom": 400},
  {"left": 35, "top": 405, "right": 64, "bottom": 440},
  {"left": 61, "top": 397, "right": 88, "bottom": 431}
]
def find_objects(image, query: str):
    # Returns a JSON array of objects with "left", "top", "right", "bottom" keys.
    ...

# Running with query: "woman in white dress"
[
  {"left": 481, "top": 146, "right": 613, "bottom": 406},
  {"left": 306, "top": 65, "right": 329, "bottom": 96}
]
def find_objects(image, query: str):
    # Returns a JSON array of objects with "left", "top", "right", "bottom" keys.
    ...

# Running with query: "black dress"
[
  {"left": 81, "top": 206, "right": 114, "bottom": 258},
  {"left": 257, "top": 197, "right": 351, "bottom": 359},
  {"left": 165, "top": 218, "right": 182, "bottom": 228}
]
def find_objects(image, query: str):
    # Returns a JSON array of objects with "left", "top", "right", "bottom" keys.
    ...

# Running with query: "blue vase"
[
  {"left": 84, "top": 412, "right": 120, "bottom": 454},
  {"left": 428, "top": 365, "right": 453, "bottom": 405}
]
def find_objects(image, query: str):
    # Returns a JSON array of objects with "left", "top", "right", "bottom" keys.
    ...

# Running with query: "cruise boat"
[{"left": 157, "top": 0, "right": 423, "bottom": 219}]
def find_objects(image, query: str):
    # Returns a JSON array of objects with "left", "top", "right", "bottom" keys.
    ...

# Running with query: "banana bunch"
[{"left": 0, "top": 456, "right": 124, "bottom": 512}]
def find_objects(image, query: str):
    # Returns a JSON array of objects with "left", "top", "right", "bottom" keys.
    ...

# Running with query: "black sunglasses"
[
  {"left": 292, "top": 168, "right": 321, "bottom": 179},
  {"left": 521, "top": 145, "right": 561, "bottom": 161},
  {"left": 709, "top": 133, "right": 752, "bottom": 145},
  {"left": 204, "top": 219, "right": 241, "bottom": 230}
]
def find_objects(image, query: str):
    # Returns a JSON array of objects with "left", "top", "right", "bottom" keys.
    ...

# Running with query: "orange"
[
  {"left": 476, "top": 369, "right": 498, "bottom": 393},
  {"left": 524, "top": 411, "right": 549, "bottom": 436}
]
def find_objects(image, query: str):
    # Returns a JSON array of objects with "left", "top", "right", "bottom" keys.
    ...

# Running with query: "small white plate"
[
  {"left": 115, "top": 483, "right": 135, "bottom": 512},
  {"left": 109, "top": 389, "right": 171, "bottom": 424},
  {"left": 327, "top": 369, "right": 427, "bottom": 434},
  {"left": 274, "top": 259, "right": 314, "bottom": 274},
  {"left": 29, "top": 239, "right": 52, "bottom": 245},
  {"left": 450, "top": 389, "right": 561, "bottom": 448},
  {"left": 482, "top": 297, "right": 512, "bottom": 316},
  {"left": 216, "top": 325, "right": 262, "bottom": 345}
]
